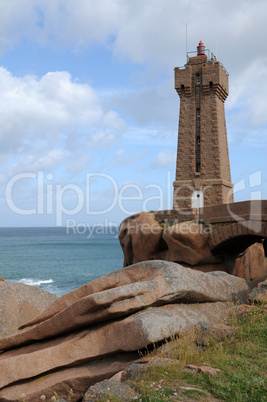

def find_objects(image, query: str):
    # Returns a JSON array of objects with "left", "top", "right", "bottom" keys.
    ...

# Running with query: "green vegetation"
[
  {"left": 21, "top": 388, "right": 73, "bottom": 401},
  {"left": 182, "top": 389, "right": 207, "bottom": 399},
  {"left": 97, "top": 397, "right": 122, "bottom": 402},
  {"left": 158, "top": 220, "right": 176, "bottom": 230},
  {"left": 129, "top": 305, "right": 267, "bottom": 401},
  {"left": 20, "top": 305, "right": 266, "bottom": 401}
]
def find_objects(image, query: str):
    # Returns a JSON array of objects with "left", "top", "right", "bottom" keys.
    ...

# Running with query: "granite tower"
[{"left": 173, "top": 40, "right": 234, "bottom": 210}]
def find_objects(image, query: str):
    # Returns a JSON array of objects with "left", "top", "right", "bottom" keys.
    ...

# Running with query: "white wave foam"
[{"left": 17, "top": 278, "right": 54, "bottom": 286}]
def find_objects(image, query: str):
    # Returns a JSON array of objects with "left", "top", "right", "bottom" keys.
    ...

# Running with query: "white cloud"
[
  {"left": 0, "top": 68, "right": 102, "bottom": 151},
  {"left": 67, "top": 154, "right": 91, "bottom": 174},
  {"left": 123, "top": 127, "right": 176, "bottom": 147},
  {"left": 104, "top": 78, "right": 178, "bottom": 129},
  {"left": 0, "top": 1, "right": 266, "bottom": 143},
  {"left": 0, "top": 66, "right": 127, "bottom": 182},
  {"left": 233, "top": 59, "right": 267, "bottom": 128},
  {"left": 0, "top": 0, "right": 37, "bottom": 51},
  {"left": 0, "top": 0, "right": 265, "bottom": 66},
  {"left": 0, "top": 0, "right": 266, "bottom": 226},
  {"left": 226, "top": 58, "right": 267, "bottom": 145},
  {"left": 112, "top": 151, "right": 144, "bottom": 167},
  {"left": 89, "top": 131, "right": 117, "bottom": 148},
  {"left": 0, "top": 0, "right": 120, "bottom": 51},
  {"left": 103, "top": 110, "right": 126, "bottom": 130},
  {"left": 151, "top": 149, "right": 176, "bottom": 168},
  {"left": 23, "top": 148, "right": 68, "bottom": 171},
  {"left": 114, "top": 148, "right": 125, "bottom": 158}
]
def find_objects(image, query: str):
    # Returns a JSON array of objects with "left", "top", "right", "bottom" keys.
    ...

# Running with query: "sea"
[{"left": 0, "top": 227, "right": 123, "bottom": 297}]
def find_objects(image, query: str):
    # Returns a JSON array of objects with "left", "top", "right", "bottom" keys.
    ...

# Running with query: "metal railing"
[
  {"left": 183, "top": 49, "right": 229, "bottom": 75},
  {"left": 186, "top": 48, "right": 215, "bottom": 61}
]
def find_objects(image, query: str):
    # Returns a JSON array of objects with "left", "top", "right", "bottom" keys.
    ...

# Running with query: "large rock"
[
  {"left": 233, "top": 243, "right": 267, "bottom": 282},
  {"left": 161, "top": 221, "right": 223, "bottom": 266},
  {"left": 0, "top": 261, "right": 249, "bottom": 351},
  {"left": 0, "top": 261, "right": 249, "bottom": 401},
  {"left": 119, "top": 212, "right": 267, "bottom": 281},
  {"left": 119, "top": 212, "right": 164, "bottom": 266},
  {"left": 0, "top": 302, "right": 229, "bottom": 400},
  {"left": 248, "top": 278, "right": 267, "bottom": 304},
  {"left": 82, "top": 378, "right": 137, "bottom": 401},
  {"left": 119, "top": 213, "right": 227, "bottom": 270},
  {"left": 0, "top": 282, "right": 57, "bottom": 338},
  {"left": 0, "top": 354, "right": 138, "bottom": 402}
]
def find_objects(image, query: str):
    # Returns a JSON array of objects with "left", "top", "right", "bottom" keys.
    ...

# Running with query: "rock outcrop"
[
  {"left": 119, "top": 212, "right": 267, "bottom": 281},
  {"left": 0, "top": 261, "right": 249, "bottom": 401},
  {"left": 82, "top": 358, "right": 221, "bottom": 402},
  {"left": 248, "top": 278, "right": 267, "bottom": 304},
  {"left": 233, "top": 242, "right": 266, "bottom": 281},
  {"left": 0, "top": 281, "right": 57, "bottom": 338},
  {"left": 83, "top": 378, "right": 137, "bottom": 401}
]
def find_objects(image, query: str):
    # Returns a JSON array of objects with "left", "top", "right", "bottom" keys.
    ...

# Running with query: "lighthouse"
[{"left": 173, "top": 41, "right": 234, "bottom": 210}]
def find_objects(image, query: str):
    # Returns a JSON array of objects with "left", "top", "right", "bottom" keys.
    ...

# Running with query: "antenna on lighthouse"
[{"left": 185, "top": 22, "right": 188, "bottom": 62}]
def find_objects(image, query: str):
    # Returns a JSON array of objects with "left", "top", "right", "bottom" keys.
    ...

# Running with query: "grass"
[
  {"left": 20, "top": 305, "right": 266, "bottom": 401},
  {"left": 21, "top": 388, "right": 74, "bottom": 401},
  {"left": 182, "top": 389, "right": 207, "bottom": 399},
  {"left": 128, "top": 304, "right": 267, "bottom": 401}
]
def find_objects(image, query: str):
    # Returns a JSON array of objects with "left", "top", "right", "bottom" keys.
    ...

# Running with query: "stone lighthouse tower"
[{"left": 173, "top": 40, "right": 234, "bottom": 210}]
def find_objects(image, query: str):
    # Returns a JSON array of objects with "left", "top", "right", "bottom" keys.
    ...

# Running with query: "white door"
[{"left": 192, "top": 190, "right": 204, "bottom": 208}]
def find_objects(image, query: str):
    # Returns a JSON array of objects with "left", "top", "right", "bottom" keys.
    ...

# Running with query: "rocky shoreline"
[{"left": 0, "top": 217, "right": 266, "bottom": 401}]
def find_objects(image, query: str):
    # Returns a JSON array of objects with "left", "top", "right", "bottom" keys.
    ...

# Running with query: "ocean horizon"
[{"left": 0, "top": 226, "right": 124, "bottom": 297}]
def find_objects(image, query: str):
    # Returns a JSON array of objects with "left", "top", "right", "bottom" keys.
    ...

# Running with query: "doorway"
[{"left": 192, "top": 190, "right": 204, "bottom": 208}]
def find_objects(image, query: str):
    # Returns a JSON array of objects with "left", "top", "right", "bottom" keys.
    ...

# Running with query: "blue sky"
[{"left": 0, "top": 0, "right": 266, "bottom": 227}]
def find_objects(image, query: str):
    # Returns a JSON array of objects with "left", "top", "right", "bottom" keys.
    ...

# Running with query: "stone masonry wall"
[{"left": 173, "top": 54, "right": 233, "bottom": 210}]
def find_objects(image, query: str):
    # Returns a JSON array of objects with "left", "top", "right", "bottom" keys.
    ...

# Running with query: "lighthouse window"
[
  {"left": 196, "top": 74, "right": 200, "bottom": 84},
  {"left": 197, "top": 163, "right": 201, "bottom": 172},
  {"left": 196, "top": 108, "right": 201, "bottom": 117},
  {"left": 197, "top": 136, "right": 200, "bottom": 144}
]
